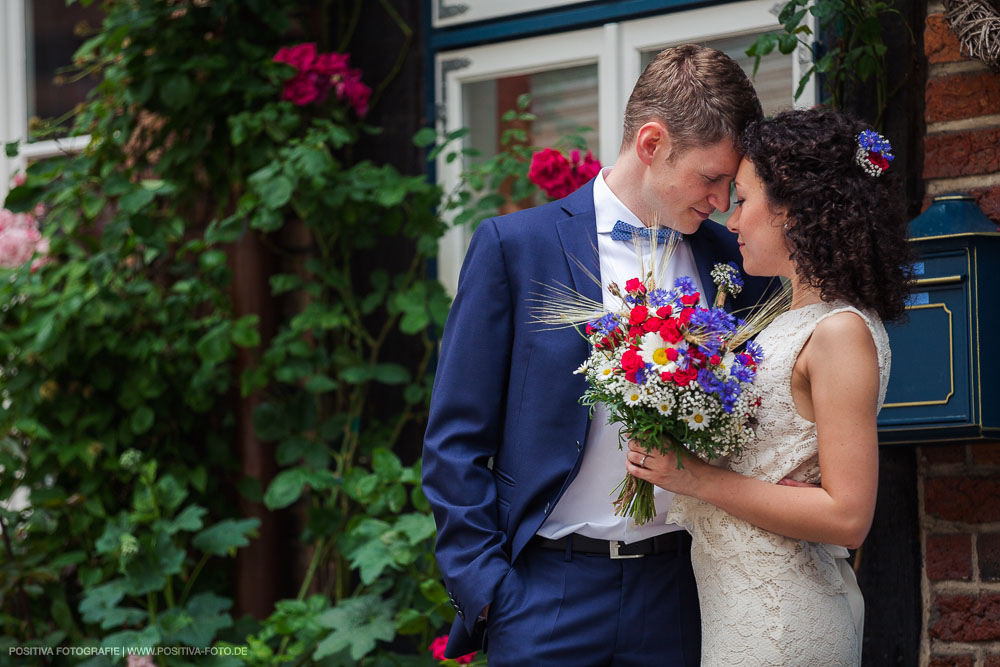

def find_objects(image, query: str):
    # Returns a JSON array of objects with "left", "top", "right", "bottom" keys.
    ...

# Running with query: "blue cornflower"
[
  {"left": 744, "top": 340, "right": 765, "bottom": 364},
  {"left": 647, "top": 288, "right": 672, "bottom": 308},
  {"left": 731, "top": 360, "right": 756, "bottom": 384},
  {"left": 720, "top": 380, "right": 741, "bottom": 413},
  {"left": 697, "top": 368, "right": 724, "bottom": 395},
  {"left": 858, "top": 130, "right": 894, "bottom": 162},
  {"left": 589, "top": 312, "right": 620, "bottom": 336},
  {"left": 634, "top": 363, "right": 654, "bottom": 386},
  {"left": 674, "top": 276, "right": 697, "bottom": 296}
]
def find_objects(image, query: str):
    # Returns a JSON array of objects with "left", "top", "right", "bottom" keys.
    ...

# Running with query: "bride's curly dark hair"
[{"left": 740, "top": 108, "right": 913, "bottom": 321}]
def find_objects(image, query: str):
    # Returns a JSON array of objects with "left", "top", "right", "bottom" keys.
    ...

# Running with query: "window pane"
[
  {"left": 462, "top": 63, "right": 599, "bottom": 209},
  {"left": 25, "top": 0, "right": 103, "bottom": 140}
]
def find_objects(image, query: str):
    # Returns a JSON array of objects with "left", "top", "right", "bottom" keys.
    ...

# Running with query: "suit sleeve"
[{"left": 422, "top": 218, "right": 513, "bottom": 635}]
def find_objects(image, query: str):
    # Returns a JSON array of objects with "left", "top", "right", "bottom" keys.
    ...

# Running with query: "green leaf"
[
  {"left": 372, "top": 448, "right": 403, "bottom": 481},
  {"left": 372, "top": 364, "right": 411, "bottom": 385},
  {"left": 196, "top": 322, "right": 232, "bottom": 364},
  {"left": 314, "top": 595, "right": 395, "bottom": 661},
  {"left": 161, "top": 74, "right": 194, "bottom": 109},
  {"left": 339, "top": 365, "right": 373, "bottom": 384},
  {"left": 395, "top": 513, "right": 436, "bottom": 545},
  {"left": 253, "top": 402, "right": 289, "bottom": 441},
  {"left": 258, "top": 175, "right": 294, "bottom": 209},
  {"left": 130, "top": 405, "right": 155, "bottom": 435},
  {"left": 412, "top": 127, "right": 436, "bottom": 147},
  {"left": 192, "top": 518, "right": 260, "bottom": 556},
  {"left": 420, "top": 579, "right": 449, "bottom": 605},
  {"left": 230, "top": 315, "right": 260, "bottom": 348},
  {"left": 305, "top": 375, "right": 338, "bottom": 393},
  {"left": 164, "top": 592, "right": 233, "bottom": 647},
  {"left": 118, "top": 188, "right": 155, "bottom": 214},
  {"left": 163, "top": 505, "right": 207, "bottom": 534},
  {"left": 263, "top": 468, "right": 307, "bottom": 509},
  {"left": 778, "top": 32, "right": 799, "bottom": 54}
]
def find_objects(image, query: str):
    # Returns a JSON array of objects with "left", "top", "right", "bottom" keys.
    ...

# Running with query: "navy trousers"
[{"left": 484, "top": 535, "right": 701, "bottom": 666}]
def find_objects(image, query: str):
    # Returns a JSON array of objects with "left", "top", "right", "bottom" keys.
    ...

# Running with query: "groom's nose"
[{"left": 709, "top": 181, "right": 731, "bottom": 213}]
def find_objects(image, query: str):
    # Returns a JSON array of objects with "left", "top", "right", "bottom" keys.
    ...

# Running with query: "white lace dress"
[{"left": 666, "top": 301, "right": 890, "bottom": 667}]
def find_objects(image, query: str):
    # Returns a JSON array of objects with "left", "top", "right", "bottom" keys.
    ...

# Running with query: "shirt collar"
[{"left": 593, "top": 167, "right": 644, "bottom": 235}]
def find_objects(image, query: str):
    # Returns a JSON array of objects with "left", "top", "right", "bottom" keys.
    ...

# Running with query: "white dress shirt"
[{"left": 537, "top": 167, "right": 705, "bottom": 543}]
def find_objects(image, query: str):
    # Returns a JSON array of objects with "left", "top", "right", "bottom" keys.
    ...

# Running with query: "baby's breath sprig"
[{"left": 711, "top": 261, "right": 744, "bottom": 308}]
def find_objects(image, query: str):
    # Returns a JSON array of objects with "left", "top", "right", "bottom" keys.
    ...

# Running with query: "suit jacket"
[{"left": 421, "top": 179, "right": 774, "bottom": 656}]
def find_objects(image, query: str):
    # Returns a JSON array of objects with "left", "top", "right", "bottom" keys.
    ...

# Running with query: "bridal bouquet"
[
  {"left": 532, "top": 242, "right": 784, "bottom": 525},
  {"left": 575, "top": 265, "right": 765, "bottom": 523}
]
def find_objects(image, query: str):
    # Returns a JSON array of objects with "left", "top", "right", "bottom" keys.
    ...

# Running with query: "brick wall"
[
  {"left": 923, "top": 4, "right": 1000, "bottom": 223},
  {"left": 920, "top": 444, "right": 1000, "bottom": 665},
  {"left": 919, "top": 8, "right": 1000, "bottom": 662}
]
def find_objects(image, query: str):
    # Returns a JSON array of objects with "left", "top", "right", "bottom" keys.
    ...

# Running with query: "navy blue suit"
[{"left": 422, "top": 180, "right": 774, "bottom": 664}]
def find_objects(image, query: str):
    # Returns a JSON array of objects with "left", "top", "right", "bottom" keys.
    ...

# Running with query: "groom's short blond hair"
[{"left": 622, "top": 44, "right": 762, "bottom": 158}]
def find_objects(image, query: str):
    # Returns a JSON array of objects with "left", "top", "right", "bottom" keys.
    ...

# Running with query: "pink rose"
[
  {"left": 574, "top": 150, "right": 601, "bottom": 185},
  {"left": 282, "top": 74, "right": 321, "bottom": 105},
  {"left": 428, "top": 635, "right": 475, "bottom": 664},
  {"left": 528, "top": 148, "right": 574, "bottom": 199},
  {"left": 273, "top": 43, "right": 317, "bottom": 70},
  {"left": 312, "top": 52, "right": 350, "bottom": 77},
  {"left": 337, "top": 71, "right": 371, "bottom": 117}
]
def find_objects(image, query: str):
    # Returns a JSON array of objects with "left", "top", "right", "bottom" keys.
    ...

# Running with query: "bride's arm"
[{"left": 627, "top": 312, "right": 880, "bottom": 549}]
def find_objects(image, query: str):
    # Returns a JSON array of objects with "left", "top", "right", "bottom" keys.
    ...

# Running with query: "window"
[
  {"left": 1, "top": 0, "right": 101, "bottom": 202},
  {"left": 434, "top": 0, "right": 816, "bottom": 295}
]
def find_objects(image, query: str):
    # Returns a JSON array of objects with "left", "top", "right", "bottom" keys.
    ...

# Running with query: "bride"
[{"left": 625, "top": 108, "right": 912, "bottom": 665}]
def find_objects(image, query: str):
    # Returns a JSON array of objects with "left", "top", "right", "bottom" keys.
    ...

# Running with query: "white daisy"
[
  {"left": 637, "top": 331, "right": 680, "bottom": 372},
  {"left": 624, "top": 389, "right": 643, "bottom": 406},
  {"left": 683, "top": 409, "right": 711, "bottom": 431}
]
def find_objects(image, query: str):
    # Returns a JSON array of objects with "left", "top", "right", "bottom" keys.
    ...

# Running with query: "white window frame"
[
  {"left": 435, "top": 0, "right": 816, "bottom": 295},
  {"left": 432, "top": 0, "right": 585, "bottom": 28},
  {"left": 0, "top": 0, "right": 92, "bottom": 205}
]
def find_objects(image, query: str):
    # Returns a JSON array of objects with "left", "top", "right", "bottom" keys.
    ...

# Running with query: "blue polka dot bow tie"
[{"left": 610, "top": 220, "right": 678, "bottom": 243}]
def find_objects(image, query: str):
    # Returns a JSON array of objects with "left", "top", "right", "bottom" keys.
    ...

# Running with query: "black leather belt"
[{"left": 533, "top": 532, "right": 686, "bottom": 559}]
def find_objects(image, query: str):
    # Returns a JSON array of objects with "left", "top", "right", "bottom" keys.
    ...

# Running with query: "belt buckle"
[{"left": 609, "top": 540, "right": 644, "bottom": 559}]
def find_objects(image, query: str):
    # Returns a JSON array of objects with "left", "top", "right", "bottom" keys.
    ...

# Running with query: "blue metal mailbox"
[{"left": 877, "top": 194, "right": 1000, "bottom": 444}]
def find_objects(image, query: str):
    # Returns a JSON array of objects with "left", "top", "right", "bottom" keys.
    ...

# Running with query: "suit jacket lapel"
[
  {"left": 555, "top": 183, "right": 602, "bottom": 307},
  {"left": 687, "top": 224, "right": 723, "bottom": 311}
]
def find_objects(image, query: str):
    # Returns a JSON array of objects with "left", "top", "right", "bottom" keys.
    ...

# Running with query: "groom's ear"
[{"left": 635, "top": 121, "right": 673, "bottom": 166}]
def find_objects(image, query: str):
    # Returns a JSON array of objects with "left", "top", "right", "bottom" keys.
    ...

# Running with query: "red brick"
[
  {"left": 930, "top": 593, "right": 1000, "bottom": 640},
  {"left": 973, "top": 443, "right": 1000, "bottom": 465},
  {"left": 985, "top": 656, "right": 1000, "bottom": 667},
  {"left": 980, "top": 533, "right": 1000, "bottom": 581},
  {"left": 925, "top": 128, "right": 1000, "bottom": 179},
  {"left": 926, "top": 72, "right": 1000, "bottom": 123},
  {"left": 924, "top": 477, "right": 1000, "bottom": 522},
  {"left": 926, "top": 534, "right": 972, "bottom": 580},
  {"left": 925, "top": 13, "right": 967, "bottom": 65},
  {"left": 922, "top": 445, "right": 967, "bottom": 465},
  {"left": 930, "top": 656, "right": 973, "bottom": 667}
]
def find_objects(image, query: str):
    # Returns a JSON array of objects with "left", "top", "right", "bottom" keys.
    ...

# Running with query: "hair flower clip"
[{"left": 855, "top": 129, "right": 894, "bottom": 177}]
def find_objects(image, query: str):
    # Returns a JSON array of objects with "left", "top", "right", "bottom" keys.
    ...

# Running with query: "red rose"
[
  {"left": 628, "top": 325, "right": 643, "bottom": 340},
  {"left": 656, "top": 305, "right": 672, "bottom": 318},
  {"left": 528, "top": 148, "right": 574, "bottom": 199},
  {"left": 680, "top": 293, "right": 700, "bottom": 306},
  {"left": 621, "top": 348, "right": 643, "bottom": 373},
  {"left": 625, "top": 370, "right": 637, "bottom": 383},
  {"left": 625, "top": 278, "right": 645, "bottom": 293},
  {"left": 672, "top": 367, "right": 698, "bottom": 386},
  {"left": 678, "top": 308, "right": 693, "bottom": 325},
  {"left": 709, "top": 354, "right": 721, "bottom": 366},
  {"left": 660, "top": 371, "right": 674, "bottom": 382},
  {"left": 660, "top": 319, "right": 682, "bottom": 343},
  {"left": 666, "top": 348, "right": 679, "bottom": 361},
  {"left": 642, "top": 317, "right": 661, "bottom": 333},
  {"left": 868, "top": 151, "right": 889, "bottom": 172},
  {"left": 629, "top": 305, "right": 648, "bottom": 325},
  {"left": 428, "top": 635, "right": 475, "bottom": 664}
]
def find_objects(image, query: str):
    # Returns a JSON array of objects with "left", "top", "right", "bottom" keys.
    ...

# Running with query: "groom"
[{"left": 422, "top": 45, "right": 773, "bottom": 665}]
